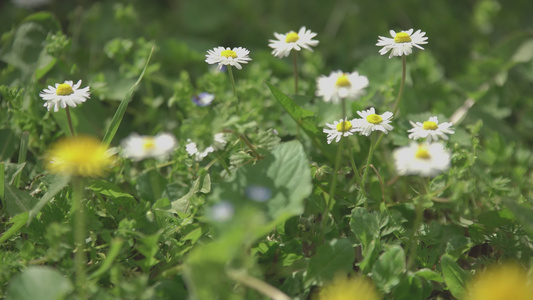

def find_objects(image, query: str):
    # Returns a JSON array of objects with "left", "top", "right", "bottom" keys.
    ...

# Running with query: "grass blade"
[{"left": 102, "top": 46, "right": 155, "bottom": 146}]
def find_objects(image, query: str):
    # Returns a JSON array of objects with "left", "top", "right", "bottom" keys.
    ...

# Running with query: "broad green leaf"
[
  {"left": 415, "top": 268, "right": 444, "bottom": 283},
  {"left": 136, "top": 169, "right": 167, "bottom": 203},
  {"left": 304, "top": 239, "right": 355, "bottom": 287},
  {"left": 393, "top": 273, "right": 432, "bottom": 300},
  {"left": 372, "top": 245, "right": 405, "bottom": 293},
  {"left": 102, "top": 45, "right": 155, "bottom": 146},
  {"left": 28, "top": 174, "right": 70, "bottom": 224},
  {"left": 6, "top": 266, "right": 73, "bottom": 300},
  {"left": 213, "top": 140, "right": 312, "bottom": 227},
  {"left": 88, "top": 179, "right": 134, "bottom": 200},
  {"left": 0, "top": 212, "right": 29, "bottom": 245},
  {"left": 4, "top": 184, "right": 38, "bottom": 217},
  {"left": 441, "top": 254, "right": 469, "bottom": 298},
  {"left": 0, "top": 12, "right": 59, "bottom": 80}
]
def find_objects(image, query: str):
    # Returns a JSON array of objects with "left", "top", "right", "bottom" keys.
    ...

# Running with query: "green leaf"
[
  {"left": 504, "top": 198, "right": 533, "bottom": 238},
  {"left": 304, "top": 239, "right": 355, "bottom": 287},
  {"left": 135, "top": 232, "right": 162, "bottom": 271},
  {"left": 440, "top": 254, "right": 469, "bottom": 298},
  {"left": 371, "top": 245, "right": 406, "bottom": 293},
  {"left": 393, "top": 273, "right": 432, "bottom": 300},
  {"left": 6, "top": 266, "right": 73, "bottom": 300},
  {"left": 0, "top": 212, "right": 29, "bottom": 245},
  {"left": 88, "top": 179, "right": 134, "bottom": 200},
  {"left": 28, "top": 174, "right": 70, "bottom": 224},
  {"left": 102, "top": 45, "right": 155, "bottom": 146},
  {"left": 0, "top": 128, "right": 17, "bottom": 161},
  {"left": 213, "top": 140, "right": 312, "bottom": 226},
  {"left": 136, "top": 169, "right": 167, "bottom": 203},
  {"left": 415, "top": 268, "right": 444, "bottom": 283},
  {"left": 88, "top": 238, "right": 124, "bottom": 281},
  {"left": 0, "top": 12, "right": 59, "bottom": 79},
  {"left": 3, "top": 184, "right": 38, "bottom": 217},
  {"left": 166, "top": 173, "right": 210, "bottom": 214},
  {"left": 266, "top": 82, "right": 332, "bottom": 161}
]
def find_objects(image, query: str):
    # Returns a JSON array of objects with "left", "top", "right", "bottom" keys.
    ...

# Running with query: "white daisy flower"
[
  {"left": 39, "top": 80, "right": 90, "bottom": 112},
  {"left": 376, "top": 28, "right": 428, "bottom": 59},
  {"left": 205, "top": 46, "right": 251, "bottom": 70},
  {"left": 192, "top": 92, "right": 215, "bottom": 107},
  {"left": 268, "top": 26, "right": 319, "bottom": 58},
  {"left": 353, "top": 107, "right": 394, "bottom": 136},
  {"left": 408, "top": 116, "right": 454, "bottom": 142},
  {"left": 323, "top": 117, "right": 359, "bottom": 144},
  {"left": 186, "top": 133, "right": 228, "bottom": 161},
  {"left": 393, "top": 142, "right": 451, "bottom": 177},
  {"left": 315, "top": 70, "right": 369, "bottom": 104},
  {"left": 121, "top": 132, "right": 177, "bottom": 161}
]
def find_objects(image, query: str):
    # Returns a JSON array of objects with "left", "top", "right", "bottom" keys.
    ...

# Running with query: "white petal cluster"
[
  {"left": 205, "top": 47, "right": 251, "bottom": 70},
  {"left": 316, "top": 71, "right": 369, "bottom": 103},
  {"left": 121, "top": 133, "right": 177, "bottom": 161},
  {"left": 394, "top": 142, "right": 451, "bottom": 177},
  {"left": 39, "top": 80, "right": 90, "bottom": 112},
  {"left": 268, "top": 26, "right": 319, "bottom": 58},
  {"left": 376, "top": 29, "right": 428, "bottom": 58}
]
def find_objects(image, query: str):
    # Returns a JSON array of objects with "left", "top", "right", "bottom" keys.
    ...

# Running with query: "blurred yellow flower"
[
  {"left": 464, "top": 263, "right": 533, "bottom": 300},
  {"left": 317, "top": 275, "right": 381, "bottom": 300},
  {"left": 46, "top": 136, "right": 113, "bottom": 177}
]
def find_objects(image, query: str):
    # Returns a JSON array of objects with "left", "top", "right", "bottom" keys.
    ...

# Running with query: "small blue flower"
[
  {"left": 208, "top": 201, "right": 234, "bottom": 222},
  {"left": 192, "top": 92, "right": 215, "bottom": 107},
  {"left": 245, "top": 185, "right": 272, "bottom": 202}
]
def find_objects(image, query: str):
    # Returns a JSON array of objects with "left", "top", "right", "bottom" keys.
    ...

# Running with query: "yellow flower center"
[
  {"left": 335, "top": 74, "right": 351, "bottom": 87},
  {"left": 142, "top": 138, "right": 156, "bottom": 151},
  {"left": 415, "top": 145, "right": 431, "bottom": 159},
  {"left": 56, "top": 83, "right": 74, "bottom": 96},
  {"left": 394, "top": 32, "right": 412, "bottom": 43},
  {"left": 366, "top": 114, "right": 382, "bottom": 124},
  {"left": 336, "top": 120, "right": 353, "bottom": 132},
  {"left": 221, "top": 49, "right": 237, "bottom": 58},
  {"left": 46, "top": 136, "right": 113, "bottom": 178},
  {"left": 422, "top": 121, "right": 438, "bottom": 130},
  {"left": 285, "top": 31, "right": 300, "bottom": 43}
]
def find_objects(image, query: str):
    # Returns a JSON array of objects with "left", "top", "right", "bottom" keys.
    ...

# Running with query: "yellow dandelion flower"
[
  {"left": 464, "top": 263, "right": 533, "bottom": 300},
  {"left": 46, "top": 136, "right": 114, "bottom": 177},
  {"left": 317, "top": 275, "right": 381, "bottom": 300}
]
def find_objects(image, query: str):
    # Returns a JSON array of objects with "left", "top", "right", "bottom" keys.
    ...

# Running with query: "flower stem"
[
  {"left": 227, "top": 270, "right": 291, "bottom": 300},
  {"left": 391, "top": 55, "right": 407, "bottom": 116},
  {"left": 72, "top": 178, "right": 87, "bottom": 299},
  {"left": 347, "top": 142, "right": 361, "bottom": 187},
  {"left": 65, "top": 107, "right": 76, "bottom": 137},
  {"left": 292, "top": 51, "right": 299, "bottom": 95},
  {"left": 326, "top": 138, "right": 344, "bottom": 212},
  {"left": 237, "top": 133, "right": 263, "bottom": 160},
  {"left": 227, "top": 66, "right": 240, "bottom": 116},
  {"left": 359, "top": 134, "right": 376, "bottom": 208},
  {"left": 407, "top": 178, "right": 430, "bottom": 270}
]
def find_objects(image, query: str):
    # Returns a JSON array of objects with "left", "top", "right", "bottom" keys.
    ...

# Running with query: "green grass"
[{"left": 1, "top": 0, "right": 533, "bottom": 299}]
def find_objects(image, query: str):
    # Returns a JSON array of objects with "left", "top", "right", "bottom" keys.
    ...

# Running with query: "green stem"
[
  {"left": 406, "top": 178, "right": 430, "bottom": 271},
  {"left": 66, "top": 106, "right": 76, "bottom": 137},
  {"left": 391, "top": 55, "right": 407, "bottom": 116},
  {"left": 359, "top": 134, "right": 376, "bottom": 208},
  {"left": 227, "top": 270, "right": 291, "bottom": 300},
  {"left": 292, "top": 51, "right": 299, "bottom": 95},
  {"left": 227, "top": 66, "right": 240, "bottom": 116},
  {"left": 347, "top": 141, "right": 361, "bottom": 187},
  {"left": 237, "top": 133, "right": 262, "bottom": 160},
  {"left": 326, "top": 138, "right": 344, "bottom": 212},
  {"left": 72, "top": 179, "right": 87, "bottom": 299}
]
